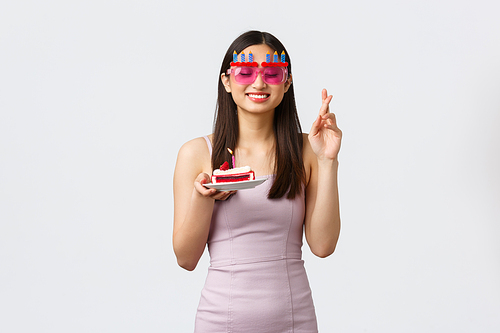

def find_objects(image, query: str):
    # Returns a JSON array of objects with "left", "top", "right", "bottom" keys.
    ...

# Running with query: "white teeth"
[{"left": 248, "top": 94, "right": 269, "bottom": 99}]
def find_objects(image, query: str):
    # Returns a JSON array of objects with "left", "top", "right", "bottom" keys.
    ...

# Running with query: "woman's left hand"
[{"left": 308, "top": 88, "right": 342, "bottom": 161}]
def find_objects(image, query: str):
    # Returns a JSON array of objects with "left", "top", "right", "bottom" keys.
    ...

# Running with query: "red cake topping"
[{"left": 220, "top": 161, "right": 229, "bottom": 171}]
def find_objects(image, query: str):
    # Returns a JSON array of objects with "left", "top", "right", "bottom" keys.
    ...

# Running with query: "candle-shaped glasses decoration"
[
  {"left": 230, "top": 51, "right": 258, "bottom": 67},
  {"left": 227, "top": 148, "right": 235, "bottom": 168},
  {"left": 261, "top": 50, "right": 288, "bottom": 68},
  {"left": 230, "top": 50, "right": 287, "bottom": 68}
]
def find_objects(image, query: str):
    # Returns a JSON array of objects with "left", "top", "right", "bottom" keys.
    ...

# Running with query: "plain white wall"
[{"left": 1, "top": 0, "right": 499, "bottom": 332}]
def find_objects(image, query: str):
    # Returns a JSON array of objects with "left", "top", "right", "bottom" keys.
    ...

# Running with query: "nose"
[{"left": 252, "top": 70, "right": 267, "bottom": 89}]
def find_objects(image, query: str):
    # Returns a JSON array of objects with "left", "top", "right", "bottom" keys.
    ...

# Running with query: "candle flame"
[{"left": 227, "top": 148, "right": 233, "bottom": 155}]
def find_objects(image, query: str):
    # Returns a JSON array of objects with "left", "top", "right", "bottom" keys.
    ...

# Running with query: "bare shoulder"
[
  {"left": 176, "top": 136, "right": 213, "bottom": 176},
  {"left": 302, "top": 133, "right": 317, "bottom": 186},
  {"left": 178, "top": 136, "right": 210, "bottom": 157},
  {"left": 302, "top": 133, "right": 314, "bottom": 155}
]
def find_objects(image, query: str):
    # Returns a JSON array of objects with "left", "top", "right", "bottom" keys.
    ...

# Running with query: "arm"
[
  {"left": 304, "top": 89, "right": 342, "bottom": 258},
  {"left": 173, "top": 138, "right": 234, "bottom": 271}
]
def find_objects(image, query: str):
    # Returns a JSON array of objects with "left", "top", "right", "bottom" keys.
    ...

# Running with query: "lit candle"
[
  {"left": 233, "top": 51, "right": 237, "bottom": 62},
  {"left": 266, "top": 51, "right": 270, "bottom": 63},
  {"left": 273, "top": 51, "right": 278, "bottom": 63},
  {"left": 249, "top": 51, "right": 253, "bottom": 63},
  {"left": 227, "top": 148, "right": 235, "bottom": 168},
  {"left": 240, "top": 52, "right": 245, "bottom": 62},
  {"left": 281, "top": 51, "right": 285, "bottom": 63}
]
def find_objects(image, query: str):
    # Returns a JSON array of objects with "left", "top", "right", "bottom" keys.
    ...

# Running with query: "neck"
[{"left": 236, "top": 108, "right": 275, "bottom": 149}]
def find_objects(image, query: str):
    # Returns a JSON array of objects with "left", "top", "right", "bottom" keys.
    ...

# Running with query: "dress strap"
[{"left": 203, "top": 136, "right": 212, "bottom": 157}]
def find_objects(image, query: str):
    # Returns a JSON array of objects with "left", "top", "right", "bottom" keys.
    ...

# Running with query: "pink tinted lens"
[
  {"left": 234, "top": 67, "right": 257, "bottom": 84},
  {"left": 263, "top": 67, "right": 285, "bottom": 84},
  {"left": 233, "top": 67, "right": 287, "bottom": 85}
]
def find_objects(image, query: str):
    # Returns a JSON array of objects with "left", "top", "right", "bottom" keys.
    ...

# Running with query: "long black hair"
[{"left": 212, "top": 31, "right": 305, "bottom": 199}]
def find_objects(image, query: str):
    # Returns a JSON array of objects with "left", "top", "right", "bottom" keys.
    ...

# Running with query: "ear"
[
  {"left": 221, "top": 73, "right": 231, "bottom": 93},
  {"left": 284, "top": 74, "right": 293, "bottom": 93}
]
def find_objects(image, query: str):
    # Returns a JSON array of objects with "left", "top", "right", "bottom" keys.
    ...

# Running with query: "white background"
[{"left": 1, "top": 0, "right": 499, "bottom": 332}]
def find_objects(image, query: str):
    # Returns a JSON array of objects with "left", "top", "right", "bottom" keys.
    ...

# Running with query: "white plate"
[{"left": 203, "top": 178, "right": 268, "bottom": 191}]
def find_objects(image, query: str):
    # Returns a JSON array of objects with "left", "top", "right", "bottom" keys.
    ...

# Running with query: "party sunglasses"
[{"left": 226, "top": 66, "right": 288, "bottom": 85}]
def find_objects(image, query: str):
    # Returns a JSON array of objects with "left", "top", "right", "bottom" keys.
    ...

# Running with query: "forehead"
[{"left": 239, "top": 44, "right": 275, "bottom": 62}]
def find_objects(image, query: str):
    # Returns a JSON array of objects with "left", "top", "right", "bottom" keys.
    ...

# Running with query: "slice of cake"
[{"left": 211, "top": 161, "right": 255, "bottom": 184}]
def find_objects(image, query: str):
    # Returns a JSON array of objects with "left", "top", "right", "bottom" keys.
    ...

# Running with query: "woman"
[{"left": 173, "top": 31, "right": 342, "bottom": 332}]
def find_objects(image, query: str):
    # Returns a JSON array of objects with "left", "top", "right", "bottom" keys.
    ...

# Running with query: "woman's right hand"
[{"left": 194, "top": 172, "right": 236, "bottom": 201}]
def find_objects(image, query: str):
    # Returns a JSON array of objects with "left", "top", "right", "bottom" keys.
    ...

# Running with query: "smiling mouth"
[{"left": 246, "top": 93, "right": 270, "bottom": 100}]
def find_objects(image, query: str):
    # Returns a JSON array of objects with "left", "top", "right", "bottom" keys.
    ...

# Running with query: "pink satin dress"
[{"left": 194, "top": 136, "right": 318, "bottom": 333}]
